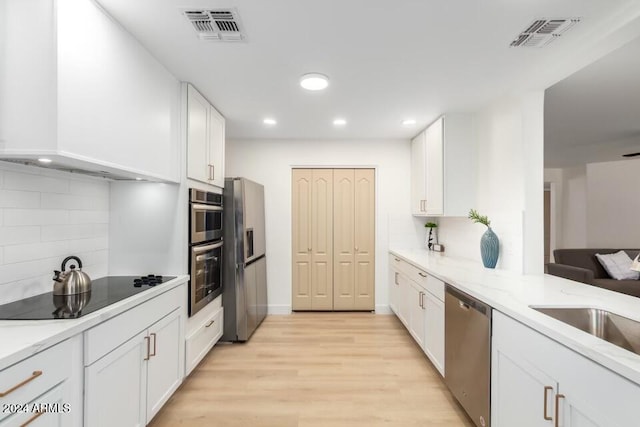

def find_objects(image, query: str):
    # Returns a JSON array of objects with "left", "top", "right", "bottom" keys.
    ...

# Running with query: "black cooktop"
[{"left": 0, "top": 276, "right": 176, "bottom": 320}]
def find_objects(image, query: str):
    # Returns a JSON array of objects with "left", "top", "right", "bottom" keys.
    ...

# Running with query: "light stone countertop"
[
  {"left": 0, "top": 275, "right": 189, "bottom": 370},
  {"left": 389, "top": 248, "right": 640, "bottom": 386}
]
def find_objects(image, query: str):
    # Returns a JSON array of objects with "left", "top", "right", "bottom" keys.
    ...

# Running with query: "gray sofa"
[{"left": 547, "top": 249, "right": 640, "bottom": 298}]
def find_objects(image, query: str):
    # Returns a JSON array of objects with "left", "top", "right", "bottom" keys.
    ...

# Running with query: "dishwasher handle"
[{"left": 445, "top": 284, "right": 491, "bottom": 317}]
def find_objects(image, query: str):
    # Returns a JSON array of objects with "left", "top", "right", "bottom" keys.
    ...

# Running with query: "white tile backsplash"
[
  {"left": 3, "top": 209, "right": 69, "bottom": 226},
  {"left": 0, "top": 162, "right": 110, "bottom": 304},
  {"left": 3, "top": 171, "right": 69, "bottom": 193},
  {"left": 0, "top": 190, "right": 40, "bottom": 208}
]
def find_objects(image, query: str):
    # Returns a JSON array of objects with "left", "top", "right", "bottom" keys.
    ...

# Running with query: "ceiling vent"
[
  {"left": 510, "top": 18, "right": 580, "bottom": 48},
  {"left": 183, "top": 9, "right": 245, "bottom": 41}
]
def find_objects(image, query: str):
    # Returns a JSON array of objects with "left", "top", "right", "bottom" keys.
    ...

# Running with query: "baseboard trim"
[
  {"left": 375, "top": 304, "right": 392, "bottom": 314},
  {"left": 267, "top": 304, "right": 391, "bottom": 315},
  {"left": 268, "top": 304, "right": 292, "bottom": 315}
]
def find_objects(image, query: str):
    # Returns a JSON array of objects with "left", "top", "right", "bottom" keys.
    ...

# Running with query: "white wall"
[
  {"left": 587, "top": 159, "right": 640, "bottom": 247},
  {"left": 545, "top": 166, "right": 588, "bottom": 249},
  {"left": 0, "top": 162, "right": 109, "bottom": 304},
  {"left": 436, "top": 92, "right": 545, "bottom": 273},
  {"left": 109, "top": 182, "right": 186, "bottom": 275},
  {"left": 226, "top": 138, "right": 413, "bottom": 314}
]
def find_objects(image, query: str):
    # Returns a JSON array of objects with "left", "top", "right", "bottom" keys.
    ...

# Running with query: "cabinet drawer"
[
  {"left": 84, "top": 284, "right": 184, "bottom": 365},
  {"left": 185, "top": 307, "right": 223, "bottom": 375},
  {"left": 421, "top": 274, "right": 444, "bottom": 302},
  {"left": 0, "top": 340, "right": 72, "bottom": 420},
  {"left": 0, "top": 381, "right": 67, "bottom": 426}
]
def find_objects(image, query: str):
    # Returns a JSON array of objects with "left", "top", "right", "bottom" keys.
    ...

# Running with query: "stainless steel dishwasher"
[{"left": 445, "top": 284, "right": 492, "bottom": 427}]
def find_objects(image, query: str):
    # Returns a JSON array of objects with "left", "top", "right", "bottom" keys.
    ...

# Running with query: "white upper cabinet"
[
  {"left": 186, "top": 84, "right": 226, "bottom": 188},
  {"left": 410, "top": 114, "right": 476, "bottom": 217},
  {"left": 0, "top": 0, "right": 181, "bottom": 182}
]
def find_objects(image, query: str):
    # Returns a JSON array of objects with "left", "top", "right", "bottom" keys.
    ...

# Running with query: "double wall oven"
[{"left": 189, "top": 189, "right": 223, "bottom": 316}]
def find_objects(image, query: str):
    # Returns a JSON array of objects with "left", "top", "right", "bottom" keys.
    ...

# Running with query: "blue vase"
[{"left": 480, "top": 227, "right": 499, "bottom": 268}]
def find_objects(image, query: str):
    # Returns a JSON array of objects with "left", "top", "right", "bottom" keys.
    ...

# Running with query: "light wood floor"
[{"left": 150, "top": 313, "right": 474, "bottom": 427}]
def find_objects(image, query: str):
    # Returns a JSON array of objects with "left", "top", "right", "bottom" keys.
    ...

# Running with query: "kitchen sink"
[{"left": 530, "top": 306, "right": 640, "bottom": 356}]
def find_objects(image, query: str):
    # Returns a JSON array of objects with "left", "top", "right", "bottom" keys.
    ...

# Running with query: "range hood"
[{"left": 0, "top": 152, "right": 176, "bottom": 182}]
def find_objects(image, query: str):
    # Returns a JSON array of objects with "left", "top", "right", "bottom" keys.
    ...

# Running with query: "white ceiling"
[
  {"left": 96, "top": 0, "right": 633, "bottom": 140},
  {"left": 545, "top": 36, "right": 640, "bottom": 168}
]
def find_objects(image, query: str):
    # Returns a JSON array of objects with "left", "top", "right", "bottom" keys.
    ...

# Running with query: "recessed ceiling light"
[
  {"left": 333, "top": 118, "right": 347, "bottom": 126},
  {"left": 135, "top": 177, "right": 143, "bottom": 181},
  {"left": 402, "top": 119, "right": 417, "bottom": 126},
  {"left": 263, "top": 118, "right": 277, "bottom": 126},
  {"left": 37, "top": 158, "right": 52, "bottom": 163},
  {"left": 300, "top": 73, "right": 329, "bottom": 91}
]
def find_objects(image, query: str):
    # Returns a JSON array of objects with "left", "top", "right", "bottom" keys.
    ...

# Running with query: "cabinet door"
[
  {"left": 408, "top": 281, "right": 425, "bottom": 347},
  {"left": 389, "top": 268, "right": 400, "bottom": 315},
  {"left": 85, "top": 331, "right": 148, "bottom": 427},
  {"left": 492, "top": 346, "right": 557, "bottom": 427},
  {"left": 425, "top": 117, "right": 444, "bottom": 215},
  {"left": 187, "top": 84, "right": 211, "bottom": 184},
  {"left": 208, "top": 104, "right": 225, "bottom": 188},
  {"left": 423, "top": 290, "right": 444, "bottom": 376},
  {"left": 292, "top": 169, "right": 313, "bottom": 310},
  {"left": 147, "top": 310, "right": 183, "bottom": 422},
  {"left": 410, "top": 131, "right": 427, "bottom": 215},
  {"left": 397, "top": 274, "right": 410, "bottom": 327}
]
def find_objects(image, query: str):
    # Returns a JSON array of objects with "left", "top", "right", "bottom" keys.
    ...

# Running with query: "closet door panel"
[
  {"left": 354, "top": 169, "right": 375, "bottom": 310},
  {"left": 333, "top": 169, "right": 355, "bottom": 310},
  {"left": 292, "top": 169, "right": 312, "bottom": 310},
  {"left": 311, "top": 169, "right": 334, "bottom": 310}
]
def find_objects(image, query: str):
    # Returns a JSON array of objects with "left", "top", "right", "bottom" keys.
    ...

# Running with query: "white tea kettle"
[{"left": 53, "top": 256, "right": 92, "bottom": 295}]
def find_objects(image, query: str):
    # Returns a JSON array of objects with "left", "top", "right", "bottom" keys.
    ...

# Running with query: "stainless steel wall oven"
[{"left": 189, "top": 189, "right": 223, "bottom": 316}]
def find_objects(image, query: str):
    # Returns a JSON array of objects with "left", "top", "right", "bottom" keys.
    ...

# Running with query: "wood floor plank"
[{"left": 150, "top": 313, "right": 474, "bottom": 427}]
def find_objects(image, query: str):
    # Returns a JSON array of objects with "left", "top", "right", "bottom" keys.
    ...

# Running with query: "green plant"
[
  {"left": 424, "top": 222, "right": 438, "bottom": 228},
  {"left": 468, "top": 209, "right": 491, "bottom": 227}
]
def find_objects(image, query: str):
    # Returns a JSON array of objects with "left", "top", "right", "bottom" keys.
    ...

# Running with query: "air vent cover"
[
  {"left": 510, "top": 18, "right": 580, "bottom": 48},
  {"left": 183, "top": 9, "right": 245, "bottom": 41}
]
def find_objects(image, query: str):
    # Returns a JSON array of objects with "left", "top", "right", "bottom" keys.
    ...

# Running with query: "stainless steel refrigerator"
[{"left": 222, "top": 177, "right": 268, "bottom": 341}]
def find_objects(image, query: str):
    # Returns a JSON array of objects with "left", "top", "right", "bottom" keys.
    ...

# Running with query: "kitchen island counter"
[{"left": 390, "top": 248, "right": 640, "bottom": 386}]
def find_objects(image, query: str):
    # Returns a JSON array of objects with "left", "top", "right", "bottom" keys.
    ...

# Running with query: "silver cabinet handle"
[
  {"left": 205, "top": 320, "right": 215, "bottom": 327},
  {"left": 150, "top": 333, "right": 157, "bottom": 357},
  {"left": 144, "top": 336, "right": 150, "bottom": 361},
  {"left": 394, "top": 272, "right": 399, "bottom": 285},
  {"left": 418, "top": 272, "right": 427, "bottom": 278},
  {"left": 355, "top": 246, "right": 359, "bottom": 252},
  {"left": 543, "top": 386, "right": 553, "bottom": 421},
  {"left": 394, "top": 257, "right": 400, "bottom": 262},
  {"left": 420, "top": 292, "right": 425, "bottom": 309},
  {"left": 554, "top": 394, "right": 565, "bottom": 427},
  {"left": 208, "top": 164, "right": 214, "bottom": 180}
]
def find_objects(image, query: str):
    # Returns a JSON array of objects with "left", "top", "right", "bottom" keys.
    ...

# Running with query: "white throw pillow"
[{"left": 595, "top": 251, "right": 640, "bottom": 280}]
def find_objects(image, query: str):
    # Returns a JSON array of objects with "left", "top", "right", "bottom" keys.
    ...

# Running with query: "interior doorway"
[{"left": 291, "top": 168, "right": 376, "bottom": 311}]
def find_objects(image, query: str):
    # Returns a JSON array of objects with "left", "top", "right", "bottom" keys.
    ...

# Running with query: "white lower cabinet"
[
  {"left": 493, "top": 311, "right": 640, "bottom": 427},
  {"left": 146, "top": 310, "right": 183, "bottom": 421},
  {"left": 85, "top": 309, "right": 182, "bottom": 426},
  {"left": 388, "top": 254, "right": 445, "bottom": 376},
  {"left": 422, "top": 289, "right": 444, "bottom": 375},
  {"left": 389, "top": 268, "right": 400, "bottom": 315},
  {"left": 85, "top": 330, "right": 148, "bottom": 427},
  {"left": 408, "top": 281, "right": 425, "bottom": 348},
  {"left": 0, "top": 336, "right": 82, "bottom": 427},
  {"left": 185, "top": 297, "right": 224, "bottom": 376},
  {"left": 84, "top": 284, "right": 186, "bottom": 426}
]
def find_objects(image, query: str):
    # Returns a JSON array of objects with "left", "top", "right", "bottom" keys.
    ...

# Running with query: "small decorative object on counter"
[
  {"left": 425, "top": 222, "right": 438, "bottom": 250},
  {"left": 52, "top": 256, "right": 92, "bottom": 295},
  {"left": 468, "top": 209, "right": 499, "bottom": 268}
]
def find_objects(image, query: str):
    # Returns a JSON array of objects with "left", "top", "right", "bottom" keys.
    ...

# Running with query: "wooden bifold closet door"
[{"left": 292, "top": 168, "right": 375, "bottom": 311}]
